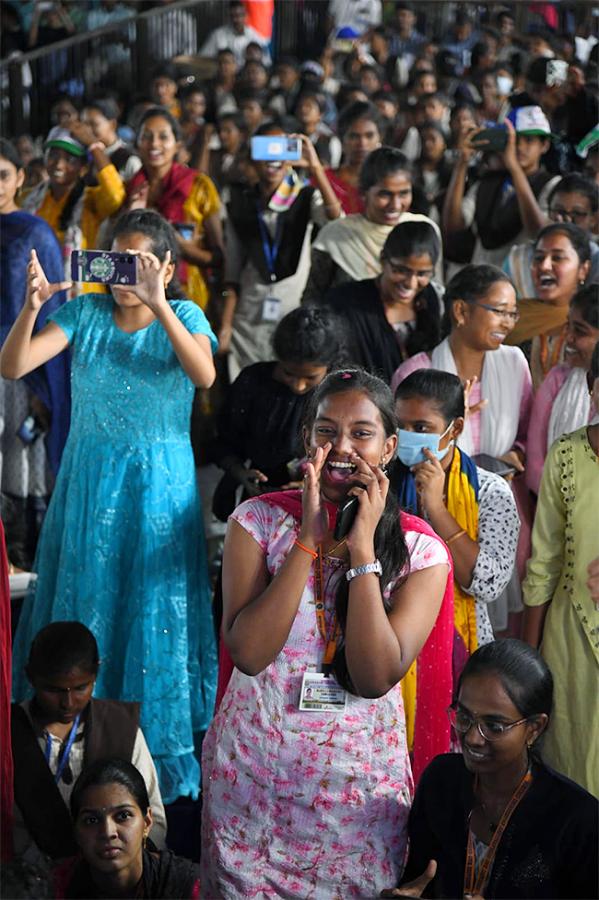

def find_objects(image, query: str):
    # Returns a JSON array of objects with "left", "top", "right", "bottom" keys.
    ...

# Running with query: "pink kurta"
[
  {"left": 526, "top": 364, "right": 595, "bottom": 495},
  {"left": 200, "top": 498, "right": 449, "bottom": 899}
]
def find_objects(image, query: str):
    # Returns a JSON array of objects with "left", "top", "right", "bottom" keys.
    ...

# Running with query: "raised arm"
[
  {"left": 342, "top": 455, "right": 447, "bottom": 697},
  {"left": 222, "top": 445, "right": 332, "bottom": 674},
  {"left": 0, "top": 250, "right": 71, "bottom": 379},
  {"left": 124, "top": 249, "right": 216, "bottom": 388},
  {"left": 502, "top": 117, "right": 547, "bottom": 237}
]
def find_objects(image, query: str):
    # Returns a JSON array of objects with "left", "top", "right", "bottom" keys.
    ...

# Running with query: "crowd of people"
[{"left": 1, "top": 1, "right": 598, "bottom": 897}]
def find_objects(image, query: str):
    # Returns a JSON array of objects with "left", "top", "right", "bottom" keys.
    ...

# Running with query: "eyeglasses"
[
  {"left": 472, "top": 302, "right": 520, "bottom": 322},
  {"left": 447, "top": 705, "right": 529, "bottom": 742},
  {"left": 549, "top": 206, "right": 591, "bottom": 225}
]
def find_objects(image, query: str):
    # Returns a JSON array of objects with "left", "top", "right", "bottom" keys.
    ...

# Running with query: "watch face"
[{"left": 89, "top": 254, "right": 115, "bottom": 281}]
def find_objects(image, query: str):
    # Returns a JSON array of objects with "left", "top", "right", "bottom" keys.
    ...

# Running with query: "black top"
[
  {"left": 402, "top": 753, "right": 599, "bottom": 899},
  {"left": 323, "top": 278, "right": 441, "bottom": 384},
  {"left": 214, "top": 358, "right": 312, "bottom": 471}
]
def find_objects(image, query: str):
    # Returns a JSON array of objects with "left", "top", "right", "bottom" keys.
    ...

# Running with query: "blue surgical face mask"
[{"left": 396, "top": 422, "right": 454, "bottom": 467}]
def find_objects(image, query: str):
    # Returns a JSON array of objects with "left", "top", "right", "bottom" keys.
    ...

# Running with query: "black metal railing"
[{"left": 1, "top": 0, "right": 231, "bottom": 137}]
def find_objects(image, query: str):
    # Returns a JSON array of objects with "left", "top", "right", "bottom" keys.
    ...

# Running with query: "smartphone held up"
[{"left": 70, "top": 250, "right": 138, "bottom": 285}]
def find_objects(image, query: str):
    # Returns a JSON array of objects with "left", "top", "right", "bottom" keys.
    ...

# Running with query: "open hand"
[
  {"left": 300, "top": 443, "right": 332, "bottom": 548},
  {"left": 381, "top": 860, "right": 437, "bottom": 897},
  {"left": 464, "top": 376, "right": 488, "bottom": 418},
  {"left": 119, "top": 248, "right": 171, "bottom": 312},
  {"left": 413, "top": 449, "right": 446, "bottom": 514},
  {"left": 26, "top": 249, "right": 71, "bottom": 310},
  {"left": 291, "top": 133, "right": 322, "bottom": 172},
  {"left": 344, "top": 452, "right": 389, "bottom": 554}
]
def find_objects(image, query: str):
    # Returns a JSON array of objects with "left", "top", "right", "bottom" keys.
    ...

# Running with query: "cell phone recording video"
[
  {"left": 470, "top": 125, "right": 508, "bottom": 153},
  {"left": 70, "top": 250, "right": 138, "bottom": 285},
  {"left": 251, "top": 135, "right": 302, "bottom": 162}
]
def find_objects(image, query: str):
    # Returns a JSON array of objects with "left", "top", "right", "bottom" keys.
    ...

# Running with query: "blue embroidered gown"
[{"left": 12, "top": 295, "right": 218, "bottom": 804}]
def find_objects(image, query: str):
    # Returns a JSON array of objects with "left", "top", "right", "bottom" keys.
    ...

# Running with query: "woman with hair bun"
[
  {"left": 322, "top": 220, "right": 443, "bottom": 382},
  {"left": 383, "top": 640, "right": 598, "bottom": 899},
  {"left": 2, "top": 209, "right": 218, "bottom": 805}
]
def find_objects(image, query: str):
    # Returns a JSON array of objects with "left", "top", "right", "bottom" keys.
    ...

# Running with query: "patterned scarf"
[{"left": 397, "top": 447, "right": 480, "bottom": 685}]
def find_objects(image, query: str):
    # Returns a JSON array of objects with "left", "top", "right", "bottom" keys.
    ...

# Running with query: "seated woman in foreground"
[
  {"left": 53, "top": 758, "right": 200, "bottom": 899},
  {"left": 383, "top": 640, "right": 598, "bottom": 899}
]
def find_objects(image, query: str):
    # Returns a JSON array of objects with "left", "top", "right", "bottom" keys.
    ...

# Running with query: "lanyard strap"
[
  {"left": 315, "top": 546, "right": 341, "bottom": 671},
  {"left": 539, "top": 330, "right": 566, "bottom": 377},
  {"left": 44, "top": 713, "right": 81, "bottom": 784},
  {"left": 464, "top": 768, "right": 533, "bottom": 896},
  {"left": 256, "top": 205, "right": 283, "bottom": 283}
]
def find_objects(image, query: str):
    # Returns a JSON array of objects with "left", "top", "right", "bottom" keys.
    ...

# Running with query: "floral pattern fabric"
[{"left": 201, "top": 497, "right": 449, "bottom": 899}]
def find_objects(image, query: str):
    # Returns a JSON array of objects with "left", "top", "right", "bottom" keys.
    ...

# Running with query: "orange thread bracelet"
[
  {"left": 446, "top": 529, "right": 466, "bottom": 545},
  {"left": 294, "top": 539, "right": 318, "bottom": 560}
]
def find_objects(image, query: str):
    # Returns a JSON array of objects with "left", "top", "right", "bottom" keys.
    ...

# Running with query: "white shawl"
[
  {"left": 312, "top": 212, "right": 442, "bottom": 282},
  {"left": 547, "top": 366, "right": 593, "bottom": 448},
  {"left": 431, "top": 339, "right": 528, "bottom": 457}
]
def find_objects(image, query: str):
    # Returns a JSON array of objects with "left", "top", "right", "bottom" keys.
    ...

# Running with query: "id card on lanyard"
[
  {"left": 44, "top": 713, "right": 81, "bottom": 784},
  {"left": 299, "top": 546, "right": 347, "bottom": 712},
  {"left": 257, "top": 204, "right": 283, "bottom": 324}
]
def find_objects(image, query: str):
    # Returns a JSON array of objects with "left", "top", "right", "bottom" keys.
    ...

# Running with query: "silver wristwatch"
[{"left": 345, "top": 560, "right": 383, "bottom": 582}]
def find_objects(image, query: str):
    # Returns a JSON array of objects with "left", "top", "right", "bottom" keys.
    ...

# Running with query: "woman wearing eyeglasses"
[
  {"left": 382, "top": 640, "right": 598, "bottom": 899},
  {"left": 321, "top": 221, "right": 444, "bottom": 384},
  {"left": 392, "top": 265, "right": 533, "bottom": 635}
]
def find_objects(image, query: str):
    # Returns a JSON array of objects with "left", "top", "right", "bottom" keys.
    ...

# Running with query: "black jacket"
[{"left": 401, "top": 753, "right": 598, "bottom": 899}]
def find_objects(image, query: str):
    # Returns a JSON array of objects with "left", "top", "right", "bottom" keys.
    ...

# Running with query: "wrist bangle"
[
  {"left": 346, "top": 560, "right": 382, "bottom": 582},
  {"left": 295, "top": 539, "right": 318, "bottom": 560},
  {"left": 446, "top": 529, "right": 466, "bottom": 546}
]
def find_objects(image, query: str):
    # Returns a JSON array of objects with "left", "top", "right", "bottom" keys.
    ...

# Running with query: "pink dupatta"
[{"left": 215, "top": 490, "right": 454, "bottom": 783}]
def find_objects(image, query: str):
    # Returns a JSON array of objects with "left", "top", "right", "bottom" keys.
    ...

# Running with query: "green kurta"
[{"left": 523, "top": 427, "right": 599, "bottom": 798}]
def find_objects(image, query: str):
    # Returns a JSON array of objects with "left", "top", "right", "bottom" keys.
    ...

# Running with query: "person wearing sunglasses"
[
  {"left": 392, "top": 264, "right": 533, "bottom": 635},
  {"left": 381, "top": 639, "right": 598, "bottom": 899}
]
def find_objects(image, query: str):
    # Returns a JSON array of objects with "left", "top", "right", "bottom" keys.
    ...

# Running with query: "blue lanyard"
[
  {"left": 256, "top": 206, "right": 283, "bottom": 283},
  {"left": 44, "top": 713, "right": 81, "bottom": 784}
]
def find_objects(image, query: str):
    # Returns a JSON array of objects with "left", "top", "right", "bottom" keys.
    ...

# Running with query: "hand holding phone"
[
  {"left": 71, "top": 250, "right": 138, "bottom": 285},
  {"left": 251, "top": 135, "right": 302, "bottom": 162},
  {"left": 334, "top": 495, "right": 360, "bottom": 540},
  {"left": 470, "top": 125, "right": 508, "bottom": 153}
]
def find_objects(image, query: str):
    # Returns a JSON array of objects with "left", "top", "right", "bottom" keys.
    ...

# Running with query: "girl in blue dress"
[{"left": 2, "top": 209, "right": 218, "bottom": 804}]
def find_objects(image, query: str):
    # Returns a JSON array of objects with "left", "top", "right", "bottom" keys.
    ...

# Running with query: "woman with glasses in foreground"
[{"left": 382, "top": 639, "right": 598, "bottom": 899}]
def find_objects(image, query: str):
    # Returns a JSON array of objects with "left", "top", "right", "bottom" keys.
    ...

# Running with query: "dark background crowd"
[{"left": 1, "top": 1, "right": 598, "bottom": 898}]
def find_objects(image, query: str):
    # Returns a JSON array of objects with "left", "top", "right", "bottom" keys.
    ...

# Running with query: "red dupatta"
[
  {"left": 126, "top": 162, "right": 198, "bottom": 283},
  {"left": 215, "top": 490, "right": 454, "bottom": 783}
]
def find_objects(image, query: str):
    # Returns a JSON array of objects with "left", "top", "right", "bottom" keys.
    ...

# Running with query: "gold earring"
[{"left": 143, "top": 830, "right": 148, "bottom": 849}]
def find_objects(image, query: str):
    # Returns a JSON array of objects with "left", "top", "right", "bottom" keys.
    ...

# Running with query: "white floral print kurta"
[{"left": 201, "top": 497, "right": 449, "bottom": 899}]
